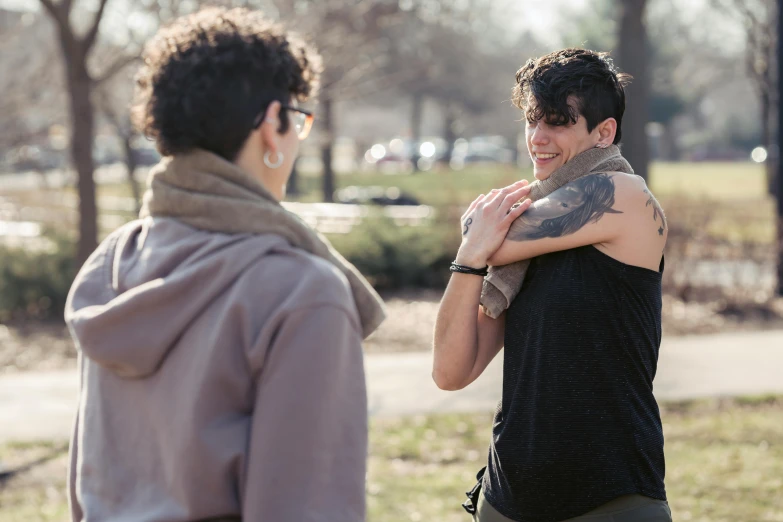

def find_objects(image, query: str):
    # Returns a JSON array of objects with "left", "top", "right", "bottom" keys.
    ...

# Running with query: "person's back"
[
  {"left": 64, "top": 8, "right": 384, "bottom": 521},
  {"left": 67, "top": 218, "right": 366, "bottom": 521}
]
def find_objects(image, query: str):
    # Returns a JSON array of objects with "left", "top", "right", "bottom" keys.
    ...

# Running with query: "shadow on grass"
[{"left": 0, "top": 442, "right": 68, "bottom": 488}]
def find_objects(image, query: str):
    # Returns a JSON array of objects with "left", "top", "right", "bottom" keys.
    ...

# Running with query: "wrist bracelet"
[{"left": 450, "top": 262, "right": 489, "bottom": 277}]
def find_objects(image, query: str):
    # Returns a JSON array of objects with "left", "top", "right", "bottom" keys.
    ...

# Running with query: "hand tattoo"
[
  {"left": 643, "top": 188, "right": 667, "bottom": 236},
  {"left": 507, "top": 174, "right": 622, "bottom": 241},
  {"left": 463, "top": 217, "right": 473, "bottom": 236}
]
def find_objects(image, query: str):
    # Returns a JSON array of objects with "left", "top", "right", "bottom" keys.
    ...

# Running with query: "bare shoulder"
[
  {"left": 607, "top": 172, "right": 668, "bottom": 240},
  {"left": 605, "top": 171, "right": 647, "bottom": 193}
]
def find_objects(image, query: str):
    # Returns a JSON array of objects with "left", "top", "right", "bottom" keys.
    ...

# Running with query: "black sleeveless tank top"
[{"left": 482, "top": 245, "right": 666, "bottom": 522}]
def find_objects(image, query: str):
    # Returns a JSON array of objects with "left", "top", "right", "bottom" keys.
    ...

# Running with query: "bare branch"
[
  {"left": 94, "top": 53, "right": 141, "bottom": 86},
  {"left": 323, "top": 66, "right": 423, "bottom": 103},
  {"left": 96, "top": 87, "right": 129, "bottom": 135},
  {"left": 83, "top": 0, "right": 110, "bottom": 51},
  {"left": 38, "top": 0, "right": 70, "bottom": 31},
  {"left": 38, "top": 0, "right": 59, "bottom": 15}
]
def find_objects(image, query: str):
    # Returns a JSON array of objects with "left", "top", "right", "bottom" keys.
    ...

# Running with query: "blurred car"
[
  {"left": 449, "top": 136, "right": 515, "bottom": 170},
  {"left": 132, "top": 146, "right": 161, "bottom": 166},
  {"left": 334, "top": 185, "right": 420, "bottom": 206},
  {"left": 3, "top": 145, "right": 65, "bottom": 172},
  {"left": 363, "top": 137, "right": 449, "bottom": 173}
]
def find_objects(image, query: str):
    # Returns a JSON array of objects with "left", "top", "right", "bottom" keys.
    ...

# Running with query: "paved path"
[{"left": 1, "top": 330, "right": 782, "bottom": 442}]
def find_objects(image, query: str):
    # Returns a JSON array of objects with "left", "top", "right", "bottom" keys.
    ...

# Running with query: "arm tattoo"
[
  {"left": 463, "top": 217, "right": 473, "bottom": 236},
  {"left": 507, "top": 173, "right": 623, "bottom": 241},
  {"left": 643, "top": 188, "right": 667, "bottom": 236}
]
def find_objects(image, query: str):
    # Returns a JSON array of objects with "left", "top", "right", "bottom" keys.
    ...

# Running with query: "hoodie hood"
[{"left": 65, "top": 217, "right": 286, "bottom": 379}]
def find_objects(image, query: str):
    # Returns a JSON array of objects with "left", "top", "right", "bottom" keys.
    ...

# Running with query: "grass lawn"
[
  {"left": 4, "top": 160, "right": 768, "bottom": 209},
  {"left": 1, "top": 161, "right": 773, "bottom": 244},
  {"left": 287, "top": 161, "right": 768, "bottom": 206},
  {"left": 1, "top": 397, "right": 781, "bottom": 522}
]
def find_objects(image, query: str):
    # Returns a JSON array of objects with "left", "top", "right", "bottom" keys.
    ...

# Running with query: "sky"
[
  {"left": 0, "top": 0, "right": 35, "bottom": 11},
  {"left": 507, "top": 0, "right": 590, "bottom": 45},
  {"left": 0, "top": 0, "right": 583, "bottom": 41},
  {"left": 0, "top": 0, "right": 741, "bottom": 52}
]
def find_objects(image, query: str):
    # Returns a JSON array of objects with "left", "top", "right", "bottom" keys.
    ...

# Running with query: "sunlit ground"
[{"left": 1, "top": 397, "right": 781, "bottom": 522}]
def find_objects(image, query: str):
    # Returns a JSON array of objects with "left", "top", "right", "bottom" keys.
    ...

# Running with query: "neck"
[{"left": 235, "top": 151, "right": 283, "bottom": 201}]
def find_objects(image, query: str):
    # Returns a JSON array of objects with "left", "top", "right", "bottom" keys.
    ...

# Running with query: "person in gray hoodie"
[{"left": 64, "top": 7, "right": 386, "bottom": 522}]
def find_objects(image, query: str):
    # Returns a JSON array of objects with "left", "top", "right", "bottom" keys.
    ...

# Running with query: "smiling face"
[
  {"left": 513, "top": 49, "right": 629, "bottom": 181},
  {"left": 526, "top": 98, "right": 601, "bottom": 181}
]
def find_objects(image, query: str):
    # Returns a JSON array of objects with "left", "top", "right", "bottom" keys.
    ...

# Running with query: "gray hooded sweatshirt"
[{"left": 65, "top": 217, "right": 367, "bottom": 522}]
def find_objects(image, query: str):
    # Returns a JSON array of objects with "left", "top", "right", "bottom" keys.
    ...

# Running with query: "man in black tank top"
[{"left": 433, "top": 49, "right": 671, "bottom": 522}]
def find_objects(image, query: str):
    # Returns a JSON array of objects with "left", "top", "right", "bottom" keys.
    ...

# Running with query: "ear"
[
  {"left": 259, "top": 100, "right": 283, "bottom": 153},
  {"left": 595, "top": 117, "right": 618, "bottom": 147}
]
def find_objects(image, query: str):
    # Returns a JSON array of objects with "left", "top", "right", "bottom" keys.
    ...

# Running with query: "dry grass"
[
  {"left": 367, "top": 397, "right": 783, "bottom": 522},
  {"left": 2, "top": 397, "right": 781, "bottom": 522}
]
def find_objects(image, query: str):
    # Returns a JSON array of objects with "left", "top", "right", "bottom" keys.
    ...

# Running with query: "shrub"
[
  {"left": 0, "top": 235, "right": 76, "bottom": 322},
  {"left": 328, "top": 215, "right": 460, "bottom": 291}
]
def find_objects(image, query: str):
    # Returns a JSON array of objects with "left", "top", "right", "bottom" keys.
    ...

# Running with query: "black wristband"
[{"left": 450, "top": 262, "right": 489, "bottom": 277}]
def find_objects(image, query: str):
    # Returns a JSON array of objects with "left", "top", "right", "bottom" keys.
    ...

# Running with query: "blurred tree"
[
  {"left": 777, "top": 0, "right": 783, "bottom": 295},
  {"left": 563, "top": 0, "right": 615, "bottom": 50},
  {"left": 0, "top": 10, "right": 66, "bottom": 160},
  {"left": 565, "top": 0, "right": 743, "bottom": 163},
  {"left": 713, "top": 0, "right": 777, "bottom": 194},
  {"left": 382, "top": 1, "right": 511, "bottom": 166},
  {"left": 37, "top": 0, "right": 140, "bottom": 265},
  {"left": 646, "top": 0, "right": 699, "bottom": 161},
  {"left": 617, "top": 0, "right": 650, "bottom": 181},
  {"left": 266, "top": 0, "right": 404, "bottom": 201},
  {"left": 96, "top": 66, "right": 142, "bottom": 214},
  {"left": 648, "top": 94, "right": 685, "bottom": 160}
]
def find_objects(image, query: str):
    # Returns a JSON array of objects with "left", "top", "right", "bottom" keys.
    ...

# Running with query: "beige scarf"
[
  {"left": 480, "top": 145, "right": 634, "bottom": 318},
  {"left": 139, "top": 149, "right": 387, "bottom": 339}
]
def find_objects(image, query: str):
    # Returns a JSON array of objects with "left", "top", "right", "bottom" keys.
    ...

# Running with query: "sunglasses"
[{"left": 253, "top": 104, "right": 314, "bottom": 140}]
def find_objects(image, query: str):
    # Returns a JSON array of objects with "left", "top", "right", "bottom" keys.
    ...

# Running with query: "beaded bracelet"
[{"left": 450, "top": 262, "right": 489, "bottom": 277}]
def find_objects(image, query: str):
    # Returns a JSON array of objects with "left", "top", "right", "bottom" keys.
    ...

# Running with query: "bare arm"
[
  {"left": 488, "top": 173, "right": 626, "bottom": 266},
  {"left": 433, "top": 272, "right": 506, "bottom": 390},
  {"left": 432, "top": 181, "right": 530, "bottom": 391}
]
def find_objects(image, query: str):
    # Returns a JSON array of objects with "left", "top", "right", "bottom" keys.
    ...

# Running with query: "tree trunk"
[
  {"left": 320, "top": 97, "right": 335, "bottom": 203},
  {"left": 442, "top": 102, "right": 458, "bottom": 165},
  {"left": 63, "top": 50, "right": 98, "bottom": 266},
  {"left": 410, "top": 93, "right": 423, "bottom": 172},
  {"left": 761, "top": 90, "right": 776, "bottom": 196},
  {"left": 617, "top": 0, "right": 650, "bottom": 181},
  {"left": 660, "top": 122, "right": 680, "bottom": 162},
  {"left": 122, "top": 135, "right": 141, "bottom": 214},
  {"left": 777, "top": 0, "right": 783, "bottom": 296}
]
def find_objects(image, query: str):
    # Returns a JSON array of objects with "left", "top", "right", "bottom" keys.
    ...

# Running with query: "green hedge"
[
  {"left": 328, "top": 216, "right": 459, "bottom": 291},
  {"left": 0, "top": 217, "right": 458, "bottom": 322},
  {"left": 0, "top": 235, "right": 76, "bottom": 322}
]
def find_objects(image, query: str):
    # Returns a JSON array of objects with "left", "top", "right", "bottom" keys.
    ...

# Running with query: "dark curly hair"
[
  {"left": 132, "top": 7, "right": 321, "bottom": 161},
  {"left": 512, "top": 49, "right": 631, "bottom": 144}
]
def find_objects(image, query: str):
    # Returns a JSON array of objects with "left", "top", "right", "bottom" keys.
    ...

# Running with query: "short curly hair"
[
  {"left": 132, "top": 7, "right": 321, "bottom": 160},
  {"left": 512, "top": 49, "right": 631, "bottom": 144}
]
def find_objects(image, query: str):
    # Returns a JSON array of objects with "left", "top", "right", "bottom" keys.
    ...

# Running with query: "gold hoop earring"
[{"left": 264, "top": 151, "right": 284, "bottom": 168}]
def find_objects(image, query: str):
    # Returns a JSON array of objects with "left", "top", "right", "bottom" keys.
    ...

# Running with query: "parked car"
[
  {"left": 3, "top": 145, "right": 65, "bottom": 172},
  {"left": 449, "top": 136, "right": 515, "bottom": 170},
  {"left": 363, "top": 137, "right": 449, "bottom": 173},
  {"left": 132, "top": 146, "right": 161, "bottom": 166}
]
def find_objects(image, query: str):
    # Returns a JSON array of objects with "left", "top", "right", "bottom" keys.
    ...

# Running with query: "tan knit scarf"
[
  {"left": 139, "top": 149, "right": 387, "bottom": 339},
  {"left": 480, "top": 144, "right": 634, "bottom": 318}
]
